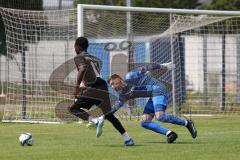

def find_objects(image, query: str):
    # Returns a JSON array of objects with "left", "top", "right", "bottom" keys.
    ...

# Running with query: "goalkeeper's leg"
[
  {"left": 153, "top": 96, "right": 197, "bottom": 138},
  {"left": 140, "top": 98, "right": 177, "bottom": 143}
]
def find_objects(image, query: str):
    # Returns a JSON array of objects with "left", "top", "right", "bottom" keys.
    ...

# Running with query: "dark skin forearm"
[
  {"left": 74, "top": 65, "right": 86, "bottom": 96},
  {"left": 76, "top": 70, "right": 84, "bottom": 86}
]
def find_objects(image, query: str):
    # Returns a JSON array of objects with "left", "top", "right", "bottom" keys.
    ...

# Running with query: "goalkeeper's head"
[
  {"left": 75, "top": 37, "right": 89, "bottom": 54},
  {"left": 108, "top": 74, "right": 125, "bottom": 91}
]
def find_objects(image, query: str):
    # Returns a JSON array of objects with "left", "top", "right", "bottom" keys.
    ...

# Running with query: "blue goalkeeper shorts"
[{"left": 143, "top": 95, "right": 168, "bottom": 115}]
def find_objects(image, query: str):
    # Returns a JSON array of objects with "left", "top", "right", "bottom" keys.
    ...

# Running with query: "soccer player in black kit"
[{"left": 68, "top": 37, "right": 134, "bottom": 146}]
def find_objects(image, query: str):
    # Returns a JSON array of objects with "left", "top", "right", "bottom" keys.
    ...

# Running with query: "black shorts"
[
  {"left": 87, "top": 77, "right": 108, "bottom": 91},
  {"left": 74, "top": 78, "right": 110, "bottom": 111}
]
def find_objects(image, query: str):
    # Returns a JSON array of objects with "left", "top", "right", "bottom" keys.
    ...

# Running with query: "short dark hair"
[
  {"left": 108, "top": 74, "right": 123, "bottom": 83},
  {"left": 75, "top": 37, "right": 89, "bottom": 51}
]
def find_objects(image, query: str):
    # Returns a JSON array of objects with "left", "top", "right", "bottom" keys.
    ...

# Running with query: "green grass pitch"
[{"left": 0, "top": 116, "right": 240, "bottom": 160}]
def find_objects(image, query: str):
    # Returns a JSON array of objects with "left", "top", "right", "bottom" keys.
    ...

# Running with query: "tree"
[
  {"left": 133, "top": 0, "right": 200, "bottom": 9},
  {"left": 0, "top": 17, "right": 6, "bottom": 56},
  {"left": 73, "top": 0, "right": 200, "bottom": 37},
  {"left": 0, "top": 0, "right": 43, "bottom": 57},
  {"left": 74, "top": 0, "right": 200, "bottom": 8},
  {"left": 201, "top": 0, "right": 240, "bottom": 10},
  {"left": 73, "top": 0, "right": 126, "bottom": 7}
]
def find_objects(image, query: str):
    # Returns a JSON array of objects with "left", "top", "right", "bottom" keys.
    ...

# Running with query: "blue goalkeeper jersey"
[{"left": 112, "top": 70, "right": 170, "bottom": 112}]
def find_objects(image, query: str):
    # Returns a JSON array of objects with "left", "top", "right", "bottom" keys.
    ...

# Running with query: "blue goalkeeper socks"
[
  {"left": 140, "top": 121, "right": 169, "bottom": 135},
  {"left": 157, "top": 114, "right": 187, "bottom": 126}
]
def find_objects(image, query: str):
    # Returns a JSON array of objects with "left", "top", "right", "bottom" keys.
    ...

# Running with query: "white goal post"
[
  {"left": 77, "top": 4, "right": 240, "bottom": 116},
  {"left": 1, "top": 4, "right": 240, "bottom": 123}
]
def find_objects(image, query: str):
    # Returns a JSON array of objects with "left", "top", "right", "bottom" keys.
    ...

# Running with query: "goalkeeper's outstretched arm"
[
  {"left": 139, "top": 62, "right": 174, "bottom": 75},
  {"left": 125, "top": 62, "right": 175, "bottom": 80}
]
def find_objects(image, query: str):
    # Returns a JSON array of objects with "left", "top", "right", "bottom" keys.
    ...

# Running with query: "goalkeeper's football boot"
[
  {"left": 96, "top": 120, "right": 104, "bottom": 138},
  {"left": 186, "top": 120, "right": 197, "bottom": 138},
  {"left": 167, "top": 131, "right": 178, "bottom": 143},
  {"left": 124, "top": 138, "right": 135, "bottom": 146}
]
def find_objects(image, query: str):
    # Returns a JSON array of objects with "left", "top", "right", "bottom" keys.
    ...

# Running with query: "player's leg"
[
  {"left": 153, "top": 95, "right": 197, "bottom": 138},
  {"left": 140, "top": 114, "right": 170, "bottom": 136},
  {"left": 68, "top": 103, "right": 90, "bottom": 121},
  {"left": 95, "top": 113, "right": 134, "bottom": 146},
  {"left": 68, "top": 97, "right": 107, "bottom": 137},
  {"left": 95, "top": 115, "right": 104, "bottom": 137},
  {"left": 142, "top": 95, "right": 178, "bottom": 143},
  {"left": 104, "top": 113, "right": 134, "bottom": 146},
  {"left": 86, "top": 106, "right": 103, "bottom": 129},
  {"left": 153, "top": 95, "right": 187, "bottom": 125},
  {"left": 68, "top": 97, "right": 98, "bottom": 121},
  {"left": 92, "top": 79, "right": 134, "bottom": 145},
  {"left": 140, "top": 98, "right": 176, "bottom": 143}
]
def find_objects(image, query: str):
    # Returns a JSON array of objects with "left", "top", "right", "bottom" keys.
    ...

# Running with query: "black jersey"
[{"left": 74, "top": 51, "right": 103, "bottom": 86}]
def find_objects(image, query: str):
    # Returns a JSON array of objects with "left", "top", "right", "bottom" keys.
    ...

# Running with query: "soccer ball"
[{"left": 19, "top": 133, "right": 33, "bottom": 146}]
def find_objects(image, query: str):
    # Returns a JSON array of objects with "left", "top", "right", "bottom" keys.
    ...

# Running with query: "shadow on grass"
[
  {"left": 93, "top": 144, "right": 144, "bottom": 148},
  {"left": 146, "top": 141, "right": 203, "bottom": 144}
]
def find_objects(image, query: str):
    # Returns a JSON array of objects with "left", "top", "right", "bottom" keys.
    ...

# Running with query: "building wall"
[
  {"left": 185, "top": 35, "right": 237, "bottom": 93},
  {"left": 1, "top": 35, "right": 239, "bottom": 96}
]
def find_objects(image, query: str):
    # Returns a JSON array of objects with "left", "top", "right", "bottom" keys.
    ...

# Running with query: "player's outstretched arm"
[
  {"left": 125, "top": 62, "right": 175, "bottom": 80},
  {"left": 139, "top": 62, "right": 175, "bottom": 74}
]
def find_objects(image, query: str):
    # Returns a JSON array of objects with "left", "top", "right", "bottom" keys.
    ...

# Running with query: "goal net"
[{"left": 1, "top": 5, "right": 240, "bottom": 123}]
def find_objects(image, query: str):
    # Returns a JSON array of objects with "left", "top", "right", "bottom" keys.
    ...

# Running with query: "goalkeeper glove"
[{"left": 162, "top": 62, "right": 175, "bottom": 70}]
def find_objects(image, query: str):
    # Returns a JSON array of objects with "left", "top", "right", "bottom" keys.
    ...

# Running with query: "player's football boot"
[
  {"left": 167, "top": 131, "right": 178, "bottom": 143},
  {"left": 124, "top": 138, "right": 135, "bottom": 146},
  {"left": 186, "top": 120, "right": 197, "bottom": 138},
  {"left": 96, "top": 120, "right": 104, "bottom": 138},
  {"left": 86, "top": 121, "right": 96, "bottom": 129}
]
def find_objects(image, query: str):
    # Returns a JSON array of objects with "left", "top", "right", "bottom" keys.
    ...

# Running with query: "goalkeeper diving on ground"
[{"left": 90, "top": 61, "right": 197, "bottom": 143}]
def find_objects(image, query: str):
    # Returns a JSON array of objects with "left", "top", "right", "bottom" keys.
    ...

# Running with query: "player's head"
[
  {"left": 75, "top": 37, "right": 89, "bottom": 54},
  {"left": 108, "top": 74, "right": 125, "bottom": 91}
]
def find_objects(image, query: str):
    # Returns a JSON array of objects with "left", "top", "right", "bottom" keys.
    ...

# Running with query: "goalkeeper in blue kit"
[{"left": 96, "top": 62, "right": 197, "bottom": 143}]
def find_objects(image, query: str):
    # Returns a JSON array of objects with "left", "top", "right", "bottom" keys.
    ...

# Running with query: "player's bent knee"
[
  {"left": 141, "top": 114, "right": 153, "bottom": 121},
  {"left": 140, "top": 119, "right": 152, "bottom": 128},
  {"left": 140, "top": 121, "right": 149, "bottom": 128},
  {"left": 156, "top": 114, "right": 169, "bottom": 123},
  {"left": 68, "top": 105, "right": 74, "bottom": 113},
  {"left": 68, "top": 103, "right": 78, "bottom": 113}
]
